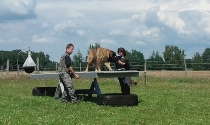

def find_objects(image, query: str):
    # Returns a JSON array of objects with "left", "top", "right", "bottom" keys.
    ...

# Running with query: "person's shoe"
[
  {"left": 61, "top": 99, "right": 70, "bottom": 103},
  {"left": 71, "top": 100, "right": 80, "bottom": 104}
]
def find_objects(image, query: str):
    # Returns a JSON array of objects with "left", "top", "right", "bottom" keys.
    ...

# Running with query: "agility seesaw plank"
[{"left": 30, "top": 70, "right": 141, "bottom": 79}]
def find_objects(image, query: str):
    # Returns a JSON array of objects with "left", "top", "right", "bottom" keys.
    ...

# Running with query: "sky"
[{"left": 0, "top": 0, "right": 210, "bottom": 62}]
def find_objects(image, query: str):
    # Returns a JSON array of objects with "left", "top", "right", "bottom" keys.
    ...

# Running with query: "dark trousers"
[
  {"left": 118, "top": 77, "right": 130, "bottom": 95},
  {"left": 59, "top": 72, "right": 77, "bottom": 103}
]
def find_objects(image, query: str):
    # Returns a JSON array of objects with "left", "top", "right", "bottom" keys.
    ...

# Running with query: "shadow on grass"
[
  {"left": 138, "top": 99, "right": 143, "bottom": 104},
  {"left": 32, "top": 87, "right": 142, "bottom": 105},
  {"left": 33, "top": 93, "right": 98, "bottom": 103},
  {"left": 77, "top": 95, "right": 97, "bottom": 103}
]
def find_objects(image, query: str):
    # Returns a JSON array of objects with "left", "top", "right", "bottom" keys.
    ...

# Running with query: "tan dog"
[{"left": 85, "top": 48, "right": 116, "bottom": 72}]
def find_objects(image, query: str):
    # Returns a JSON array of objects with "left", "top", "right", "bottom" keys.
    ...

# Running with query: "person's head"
[
  {"left": 117, "top": 47, "right": 126, "bottom": 56},
  {"left": 66, "top": 43, "right": 74, "bottom": 54}
]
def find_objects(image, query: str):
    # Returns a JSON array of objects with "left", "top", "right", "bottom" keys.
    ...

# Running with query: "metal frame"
[{"left": 31, "top": 70, "right": 142, "bottom": 96}]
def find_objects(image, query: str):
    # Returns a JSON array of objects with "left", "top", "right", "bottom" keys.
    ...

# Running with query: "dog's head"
[{"left": 108, "top": 50, "right": 116, "bottom": 63}]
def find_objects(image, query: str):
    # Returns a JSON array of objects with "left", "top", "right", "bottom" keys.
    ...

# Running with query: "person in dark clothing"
[
  {"left": 58, "top": 43, "right": 79, "bottom": 103},
  {"left": 114, "top": 47, "right": 131, "bottom": 95}
]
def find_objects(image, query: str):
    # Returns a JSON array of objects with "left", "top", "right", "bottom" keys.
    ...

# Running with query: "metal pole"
[
  {"left": 1, "top": 66, "right": 2, "bottom": 71},
  {"left": 144, "top": 59, "right": 147, "bottom": 84},
  {"left": 0, "top": 66, "right": 3, "bottom": 75},
  {"left": 17, "top": 52, "right": 20, "bottom": 75},
  {"left": 17, "top": 65, "right": 19, "bottom": 75},
  {"left": 80, "top": 62, "right": 81, "bottom": 72},
  {"left": 184, "top": 55, "right": 187, "bottom": 76},
  {"left": 17, "top": 50, "right": 23, "bottom": 75},
  {"left": 17, "top": 57, "right": 18, "bottom": 75}
]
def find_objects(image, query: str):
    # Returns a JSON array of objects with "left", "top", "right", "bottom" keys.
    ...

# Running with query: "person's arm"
[
  {"left": 65, "top": 55, "right": 79, "bottom": 78},
  {"left": 118, "top": 58, "right": 130, "bottom": 69},
  {"left": 124, "top": 58, "right": 130, "bottom": 70},
  {"left": 68, "top": 66, "right": 79, "bottom": 78},
  {"left": 118, "top": 58, "right": 126, "bottom": 65},
  {"left": 118, "top": 61, "right": 125, "bottom": 65},
  {"left": 114, "top": 56, "right": 122, "bottom": 69}
]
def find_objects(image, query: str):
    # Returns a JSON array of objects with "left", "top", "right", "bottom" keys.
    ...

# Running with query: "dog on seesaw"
[
  {"left": 85, "top": 48, "right": 116, "bottom": 72},
  {"left": 84, "top": 47, "right": 138, "bottom": 85}
]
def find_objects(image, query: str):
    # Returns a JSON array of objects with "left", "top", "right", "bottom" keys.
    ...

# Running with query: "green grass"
[{"left": 1, "top": 75, "right": 210, "bottom": 125}]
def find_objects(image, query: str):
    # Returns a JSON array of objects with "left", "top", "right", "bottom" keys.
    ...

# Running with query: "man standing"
[{"left": 58, "top": 43, "right": 79, "bottom": 103}]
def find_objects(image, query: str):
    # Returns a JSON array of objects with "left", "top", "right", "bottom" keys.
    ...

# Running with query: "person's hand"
[
  {"left": 118, "top": 60, "right": 124, "bottom": 65},
  {"left": 118, "top": 60, "right": 122, "bottom": 64},
  {"left": 74, "top": 74, "right": 79, "bottom": 79}
]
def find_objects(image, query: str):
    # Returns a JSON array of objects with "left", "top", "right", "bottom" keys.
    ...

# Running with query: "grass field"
[{"left": 0, "top": 71, "right": 210, "bottom": 125}]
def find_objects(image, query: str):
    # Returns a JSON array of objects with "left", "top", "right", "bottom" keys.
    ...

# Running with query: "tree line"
[
  {"left": 0, "top": 44, "right": 210, "bottom": 71},
  {"left": 0, "top": 49, "right": 57, "bottom": 71}
]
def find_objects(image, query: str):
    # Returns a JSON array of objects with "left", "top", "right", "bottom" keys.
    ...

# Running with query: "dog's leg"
[
  {"left": 96, "top": 60, "right": 101, "bottom": 71},
  {"left": 85, "top": 64, "right": 89, "bottom": 72},
  {"left": 94, "top": 64, "right": 97, "bottom": 71},
  {"left": 96, "top": 64, "right": 101, "bottom": 71},
  {"left": 85, "top": 61, "right": 92, "bottom": 72},
  {"left": 104, "top": 62, "right": 112, "bottom": 71},
  {"left": 97, "top": 67, "right": 101, "bottom": 71}
]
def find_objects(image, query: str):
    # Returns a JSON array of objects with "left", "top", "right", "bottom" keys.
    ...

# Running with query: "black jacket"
[{"left": 114, "top": 56, "right": 130, "bottom": 70}]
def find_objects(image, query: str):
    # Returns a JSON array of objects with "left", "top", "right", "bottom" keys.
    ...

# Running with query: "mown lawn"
[{"left": 0, "top": 73, "right": 210, "bottom": 125}]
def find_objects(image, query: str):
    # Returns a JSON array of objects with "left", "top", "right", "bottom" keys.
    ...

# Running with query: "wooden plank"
[{"left": 30, "top": 70, "right": 142, "bottom": 79}]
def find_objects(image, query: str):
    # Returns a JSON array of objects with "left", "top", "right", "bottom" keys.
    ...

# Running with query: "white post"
[
  {"left": 56, "top": 63, "right": 58, "bottom": 72},
  {"left": 144, "top": 59, "right": 147, "bottom": 72},
  {"left": 6, "top": 59, "right": 9, "bottom": 76},
  {"left": 36, "top": 57, "right": 39, "bottom": 74}
]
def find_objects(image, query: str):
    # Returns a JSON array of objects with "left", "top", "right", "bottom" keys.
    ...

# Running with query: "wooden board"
[{"left": 30, "top": 70, "right": 142, "bottom": 79}]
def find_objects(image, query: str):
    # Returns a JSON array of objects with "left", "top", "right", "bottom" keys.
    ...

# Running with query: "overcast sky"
[{"left": 0, "top": 0, "right": 210, "bottom": 61}]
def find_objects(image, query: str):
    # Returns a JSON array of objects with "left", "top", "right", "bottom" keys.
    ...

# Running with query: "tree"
[
  {"left": 72, "top": 49, "right": 84, "bottom": 65},
  {"left": 72, "top": 49, "right": 84, "bottom": 71},
  {"left": 185, "top": 58, "right": 192, "bottom": 69},
  {"left": 202, "top": 48, "right": 210, "bottom": 70},
  {"left": 162, "top": 45, "right": 185, "bottom": 70},
  {"left": 0, "top": 49, "right": 70, "bottom": 71},
  {"left": 0, "top": 49, "right": 26, "bottom": 70},
  {"left": 147, "top": 51, "right": 164, "bottom": 70},
  {"left": 192, "top": 52, "right": 203, "bottom": 70},
  {"left": 127, "top": 49, "right": 144, "bottom": 71}
]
